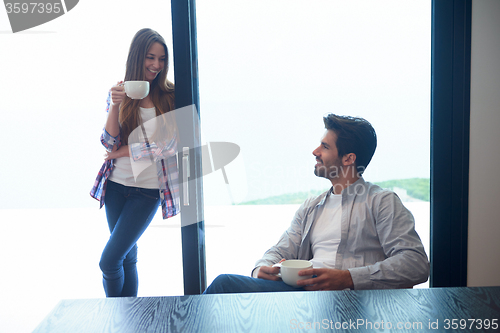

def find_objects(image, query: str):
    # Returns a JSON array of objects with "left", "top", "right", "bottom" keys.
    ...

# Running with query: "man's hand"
[
  {"left": 255, "top": 265, "right": 281, "bottom": 281},
  {"left": 254, "top": 259, "right": 286, "bottom": 281},
  {"left": 296, "top": 268, "right": 354, "bottom": 291}
]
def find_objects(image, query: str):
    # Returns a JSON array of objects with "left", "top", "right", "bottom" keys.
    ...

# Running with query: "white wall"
[{"left": 468, "top": 0, "right": 500, "bottom": 287}]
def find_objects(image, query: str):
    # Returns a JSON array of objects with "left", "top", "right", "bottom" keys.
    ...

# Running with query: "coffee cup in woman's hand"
[{"left": 122, "top": 81, "right": 149, "bottom": 99}]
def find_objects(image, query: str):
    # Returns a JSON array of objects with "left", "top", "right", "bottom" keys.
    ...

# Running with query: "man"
[{"left": 204, "top": 114, "right": 429, "bottom": 293}]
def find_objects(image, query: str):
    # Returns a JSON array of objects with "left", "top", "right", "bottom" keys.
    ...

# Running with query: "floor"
[{"left": 0, "top": 203, "right": 429, "bottom": 332}]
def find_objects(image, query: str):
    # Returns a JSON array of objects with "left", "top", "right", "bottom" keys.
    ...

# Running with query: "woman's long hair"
[{"left": 119, "top": 28, "right": 175, "bottom": 145}]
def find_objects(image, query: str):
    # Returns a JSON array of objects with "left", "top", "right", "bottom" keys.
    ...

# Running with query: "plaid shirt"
[{"left": 90, "top": 95, "right": 180, "bottom": 219}]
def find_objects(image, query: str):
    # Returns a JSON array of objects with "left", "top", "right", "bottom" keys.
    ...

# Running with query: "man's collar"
[
  {"left": 342, "top": 177, "right": 366, "bottom": 196},
  {"left": 315, "top": 177, "right": 366, "bottom": 207},
  {"left": 315, "top": 188, "right": 332, "bottom": 207}
]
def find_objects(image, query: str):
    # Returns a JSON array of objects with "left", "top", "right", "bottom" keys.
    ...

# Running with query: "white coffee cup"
[
  {"left": 124, "top": 81, "right": 149, "bottom": 99},
  {"left": 280, "top": 260, "right": 313, "bottom": 287}
]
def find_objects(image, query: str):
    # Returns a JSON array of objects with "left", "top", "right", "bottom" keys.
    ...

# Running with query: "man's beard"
[
  {"left": 314, "top": 158, "right": 343, "bottom": 180},
  {"left": 314, "top": 164, "right": 339, "bottom": 179}
]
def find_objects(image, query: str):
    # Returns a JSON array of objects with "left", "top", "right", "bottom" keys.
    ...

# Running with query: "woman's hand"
[
  {"left": 104, "top": 145, "right": 129, "bottom": 161},
  {"left": 110, "top": 81, "right": 126, "bottom": 106},
  {"left": 105, "top": 81, "right": 124, "bottom": 138}
]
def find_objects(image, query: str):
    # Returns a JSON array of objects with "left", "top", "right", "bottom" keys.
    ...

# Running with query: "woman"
[{"left": 90, "top": 28, "right": 179, "bottom": 297}]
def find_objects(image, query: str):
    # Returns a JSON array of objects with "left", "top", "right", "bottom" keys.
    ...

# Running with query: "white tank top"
[{"left": 109, "top": 107, "right": 159, "bottom": 189}]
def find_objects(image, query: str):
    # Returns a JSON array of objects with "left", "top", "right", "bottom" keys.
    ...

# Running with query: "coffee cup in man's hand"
[{"left": 280, "top": 260, "right": 313, "bottom": 287}]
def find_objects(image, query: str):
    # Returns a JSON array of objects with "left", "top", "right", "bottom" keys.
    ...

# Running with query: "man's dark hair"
[{"left": 323, "top": 114, "right": 377, "bottom": 175}]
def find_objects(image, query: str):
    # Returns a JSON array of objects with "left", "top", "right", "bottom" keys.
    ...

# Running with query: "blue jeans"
[
  {"left": 203, "top": 274, "right": 305, "bottom": 294},
  {"left": 99, "top": 180, "right": 160, "bottom": 297}
]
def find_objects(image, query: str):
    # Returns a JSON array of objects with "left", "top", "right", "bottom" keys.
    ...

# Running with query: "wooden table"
[{"left": 34, "top": 287, "right": 500, "bottom": 332}]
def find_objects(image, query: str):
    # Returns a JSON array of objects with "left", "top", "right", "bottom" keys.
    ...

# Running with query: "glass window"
[
  {"left": 197, "top": 0, "right": 431, "bottom": 288},
  {"left": 0, "top": 1, "right": 184, "bottom": 331}
]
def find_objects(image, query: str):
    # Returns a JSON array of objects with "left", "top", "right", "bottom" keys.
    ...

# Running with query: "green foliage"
[
  {"left": 238, "top": 190, "right": 325, "bottom": 205},
  {"left": 374, "top": 178, "right": 430, "bottom": 201},
  {"left": 238, "top": 178, "right": 430, "bottom": 205}
]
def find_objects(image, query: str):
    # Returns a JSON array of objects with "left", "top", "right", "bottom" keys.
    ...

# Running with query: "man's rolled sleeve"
[{"left": 253, "top": 197, "right": 316, "bottom": 276}]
